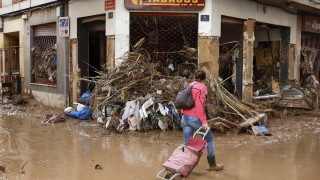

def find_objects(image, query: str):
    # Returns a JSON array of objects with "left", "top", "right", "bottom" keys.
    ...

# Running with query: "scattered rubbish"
[
  {"left": 7, "top": 109, "right": 26, "bottom": 116},
  {"left": 277, "top": 86, "right": 311, "bottom": 109},
  {"left": 32, "top": 42, "right": 57, "bottom": 84},
  {"left": 81, "top": 91, "right": 93, "bottom": 106},
  {"left": 75, "top": 103, "right": 86, "bottom": 112},
  {"left": 300, "top": 51, "right": 320, "bottom": 110},
  {"left": 67, "top": 106, "right": 91, "bottom": 120},
  {"left": 251, "top": 125, "right": 272, "bottom": 136},
  {"left": 42, "top": 114, "right": 67, "bottom": 125},
  {"left": 95, "top": 164, "right": 103, "bottom": 170},
  {"left": 64, "top": 107, "right": 74, "bottom": 113},
  {"left": 12, "top": 95, "right": 29, "bottom": 105},
  {"left": 0, "top": 164, "right": 5, "bottom": 173},
  {"left": 72, "top": 38, "right": 273, "bottom": 134},
  {"left": 253, "top": 94, "right": 280, "bottom": 100},
  {"left": 20, "top": 161, "right": 28, "bottom": 174}
]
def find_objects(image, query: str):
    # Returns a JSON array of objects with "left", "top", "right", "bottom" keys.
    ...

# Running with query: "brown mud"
[{"left": 0, "top": 100, "right": 319, "bottom": 180}]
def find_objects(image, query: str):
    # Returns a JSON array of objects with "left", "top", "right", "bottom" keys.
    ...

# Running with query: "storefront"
[
  {"left": 105, "top": 0, "right": 297, "bottom": 102},
  {"left": 68, "top": 0, "right": 108, "bottom": 105},
  {"left": 24, "top": 6, "right": 68, "bottom": 108},
  {"left": 125, "top": 0, "right": 204, "bottom": 77}
]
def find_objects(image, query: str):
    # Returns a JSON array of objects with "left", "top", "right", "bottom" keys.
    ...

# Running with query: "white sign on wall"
[{"left": 59, "top": 17, "right": 70, "bottom": 37}]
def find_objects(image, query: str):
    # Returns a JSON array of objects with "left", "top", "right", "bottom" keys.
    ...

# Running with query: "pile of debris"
[
  {"left": 273, "top": 51, "right": 320, "bottom": 110},
  {"left": 31, "top": 43, "right": 57, "bottom": 83},
  {"left": 73, "top": 39, "right": 267, "bottom": 134},
  {"left": 251, "top": 51, "right": 320, "bottom": 111},
  {"left": 299, "top": 51, "right": 320, "bottom": 110}
]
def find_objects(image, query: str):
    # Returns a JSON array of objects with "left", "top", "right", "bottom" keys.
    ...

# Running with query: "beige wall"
[
  {"left": 242, "top": 19, "right": 256, "bottom": 102},
  {"left": 3, "top": 16, "right": 23, "bottom": 33},
  {"left": 70, "top": 39, "right": 80, "bottom": 106},
  {"left": 69, "top": 0, "right": 106, "bottom": 39},
  {"left": 0, "top": 16, "right": 24, "bottom": 80},
  {"left": 0, "top": 0, "right": 57, "bottom": 15},
  {"left": 19, "top": 31, "right": 25, "bottom": 78},
  {"left": 32, "top": 90, "right": 65, "bottom": 109},
  {"left": 198, "top": 36, "right": 219, "bottom": 77}
]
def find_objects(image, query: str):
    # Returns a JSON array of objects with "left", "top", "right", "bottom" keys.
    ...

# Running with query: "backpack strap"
[
  {"left": 189, "top": 82, "right": 202, "bottom": 101},
  {"left": 189, "top": 82, "right": 200, "bottom": 89}
]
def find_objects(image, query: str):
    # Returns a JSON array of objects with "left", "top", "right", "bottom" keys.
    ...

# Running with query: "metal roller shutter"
[{"left": 33, "top": 23, "right": 56, "bottom": 37}]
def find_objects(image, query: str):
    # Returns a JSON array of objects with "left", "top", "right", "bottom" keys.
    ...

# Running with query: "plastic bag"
[
  {"left": 67, "top": 107, "right": 91, "bottom": 120},
  {"left": 64, "top": 107, "right": 74, "bottom": 113},
  {"left": 78, "top": 107, "right": 91, "bottom": 120},
  {"left": 76, "top": 103, "right": 86, "bottom": 112},
  {"left": 67, "top": 111, "right": 80, "bottom": 118},
  {"left": 81, "top": 91, "right": 92, "bottom": 105}
]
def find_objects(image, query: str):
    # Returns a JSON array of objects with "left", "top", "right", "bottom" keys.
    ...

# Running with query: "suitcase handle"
[{"left": 193, "top": 127, "right": 210, "bottom": 139}]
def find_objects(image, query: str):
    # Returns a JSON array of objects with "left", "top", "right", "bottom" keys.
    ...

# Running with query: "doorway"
[
  {"left": 219, "top": 16, "right": 244, "bottom": 97},
  {"left": 78, "top": 16, "right": 106, "bottom": 94},
  {"left": 0, "top": 32, "right": 21, "bottom": 94},
  {"left": 253, "top": 23, "right": 282, "bottom": 94}
]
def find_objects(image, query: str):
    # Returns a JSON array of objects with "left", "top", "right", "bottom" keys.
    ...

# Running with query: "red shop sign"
[
  {"left": 124, "top": 0, "right": 205, "bottom": 11},
  {"left": 105, "top": 0, "right": 115, "bottom": 11},
  {"left": 302, "top": 15, "right": 320, "bottom": 34}
]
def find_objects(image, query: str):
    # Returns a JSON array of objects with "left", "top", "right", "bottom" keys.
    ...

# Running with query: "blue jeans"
[{"left": 181, "top": 114, "right": 215, "bottom": 157}]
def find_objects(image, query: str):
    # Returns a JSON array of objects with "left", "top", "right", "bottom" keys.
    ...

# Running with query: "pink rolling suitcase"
[{"left": 156, "top": 128, "right": 209, "bottom": 180}]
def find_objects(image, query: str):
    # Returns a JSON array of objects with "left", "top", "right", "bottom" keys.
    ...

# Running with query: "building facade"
[
  {"left": 0, "top": 0, "right": 69, "bottom": 108},
  {"left": 0, "top": 0, "right": 319, "bottom": 109}
]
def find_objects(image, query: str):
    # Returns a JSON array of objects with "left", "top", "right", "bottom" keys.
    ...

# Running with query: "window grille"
[
  {"left": 130, "top": 13, "right": 198, "bottom": 77},
  {"left": 31, "top": 36, "right": 57, "bottom": 85}
]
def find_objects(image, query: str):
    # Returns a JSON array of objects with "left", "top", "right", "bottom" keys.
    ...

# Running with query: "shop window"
[
  {"left": 31, "top": 23, "right": 57, "bottom": 86},
  {"left": 130, "top": 13, "right": 198, "bottom": 77}
]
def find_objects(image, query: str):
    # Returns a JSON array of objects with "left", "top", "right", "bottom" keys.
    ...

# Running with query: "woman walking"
[{"left": 181, "top": 70, "right": 224, "bottom": 171}]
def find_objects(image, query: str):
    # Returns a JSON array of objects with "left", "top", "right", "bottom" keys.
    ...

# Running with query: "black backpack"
[{"left": 174, "top": 83, "right": 199, "bottom": 110}]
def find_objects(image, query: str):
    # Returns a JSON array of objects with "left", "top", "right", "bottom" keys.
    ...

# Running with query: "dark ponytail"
[{"left": 194, "top": 70, "right": 206, "bottom": 80}]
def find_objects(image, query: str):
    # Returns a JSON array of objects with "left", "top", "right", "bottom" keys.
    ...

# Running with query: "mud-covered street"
[{"left": 0, "top": 101, "right": 320, "bottom": 180}]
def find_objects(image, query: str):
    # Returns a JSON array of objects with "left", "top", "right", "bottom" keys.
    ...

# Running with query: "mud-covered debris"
[
  {"left": 0, "top": 164, "right": 5, "bottom": 172},
  {"left": 78, "top": 38, "right": 270, "bottom": 134},
  {"left": 13, "top": 95, "right": 29, "bottom": 105},
  {"left": 20, "top": 161, "right": 28, "bottom": 174},
  {"left": 300, "top": 51, "right": 320, "bottom": 110},
  {"left": 44, "top": 114, "right": 53, "bottom": 119},
  {"left": 276, "top": 86, "right": 312, "bottom": 109},
  {"left": 95, "top": 164, "right": 103, "bottom": 170},
  {"left": 7, "top": 109, "right": 26, "bottom": 116},
  {"left": 42, "top": 114, "right": 66, "bottom": 125}
]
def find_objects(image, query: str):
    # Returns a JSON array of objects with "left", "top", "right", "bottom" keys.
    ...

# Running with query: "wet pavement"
[{"left": 0, "top": 108, "right": 320, "bottom": 180}]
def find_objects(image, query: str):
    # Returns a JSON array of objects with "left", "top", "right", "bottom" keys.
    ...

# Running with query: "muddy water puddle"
[{"left": 0, "top": 112, "right": 319, "bottom": 180}]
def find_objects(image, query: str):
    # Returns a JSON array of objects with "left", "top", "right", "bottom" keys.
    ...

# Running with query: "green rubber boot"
[{"left": 207, "top": 156, "right": 224, "bottom": 171}]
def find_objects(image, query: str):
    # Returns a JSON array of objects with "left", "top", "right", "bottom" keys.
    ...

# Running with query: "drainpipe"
[
  {"left": 64, "top": 35, "right": 69, "bottom": 108},
  {"left": 63, "top": 3, "right": 69, "bottom": 108}
]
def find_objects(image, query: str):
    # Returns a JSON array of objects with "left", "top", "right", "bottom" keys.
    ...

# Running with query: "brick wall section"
[{"left": 12, "top": 0, "right": 26, "bottom": 4}]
